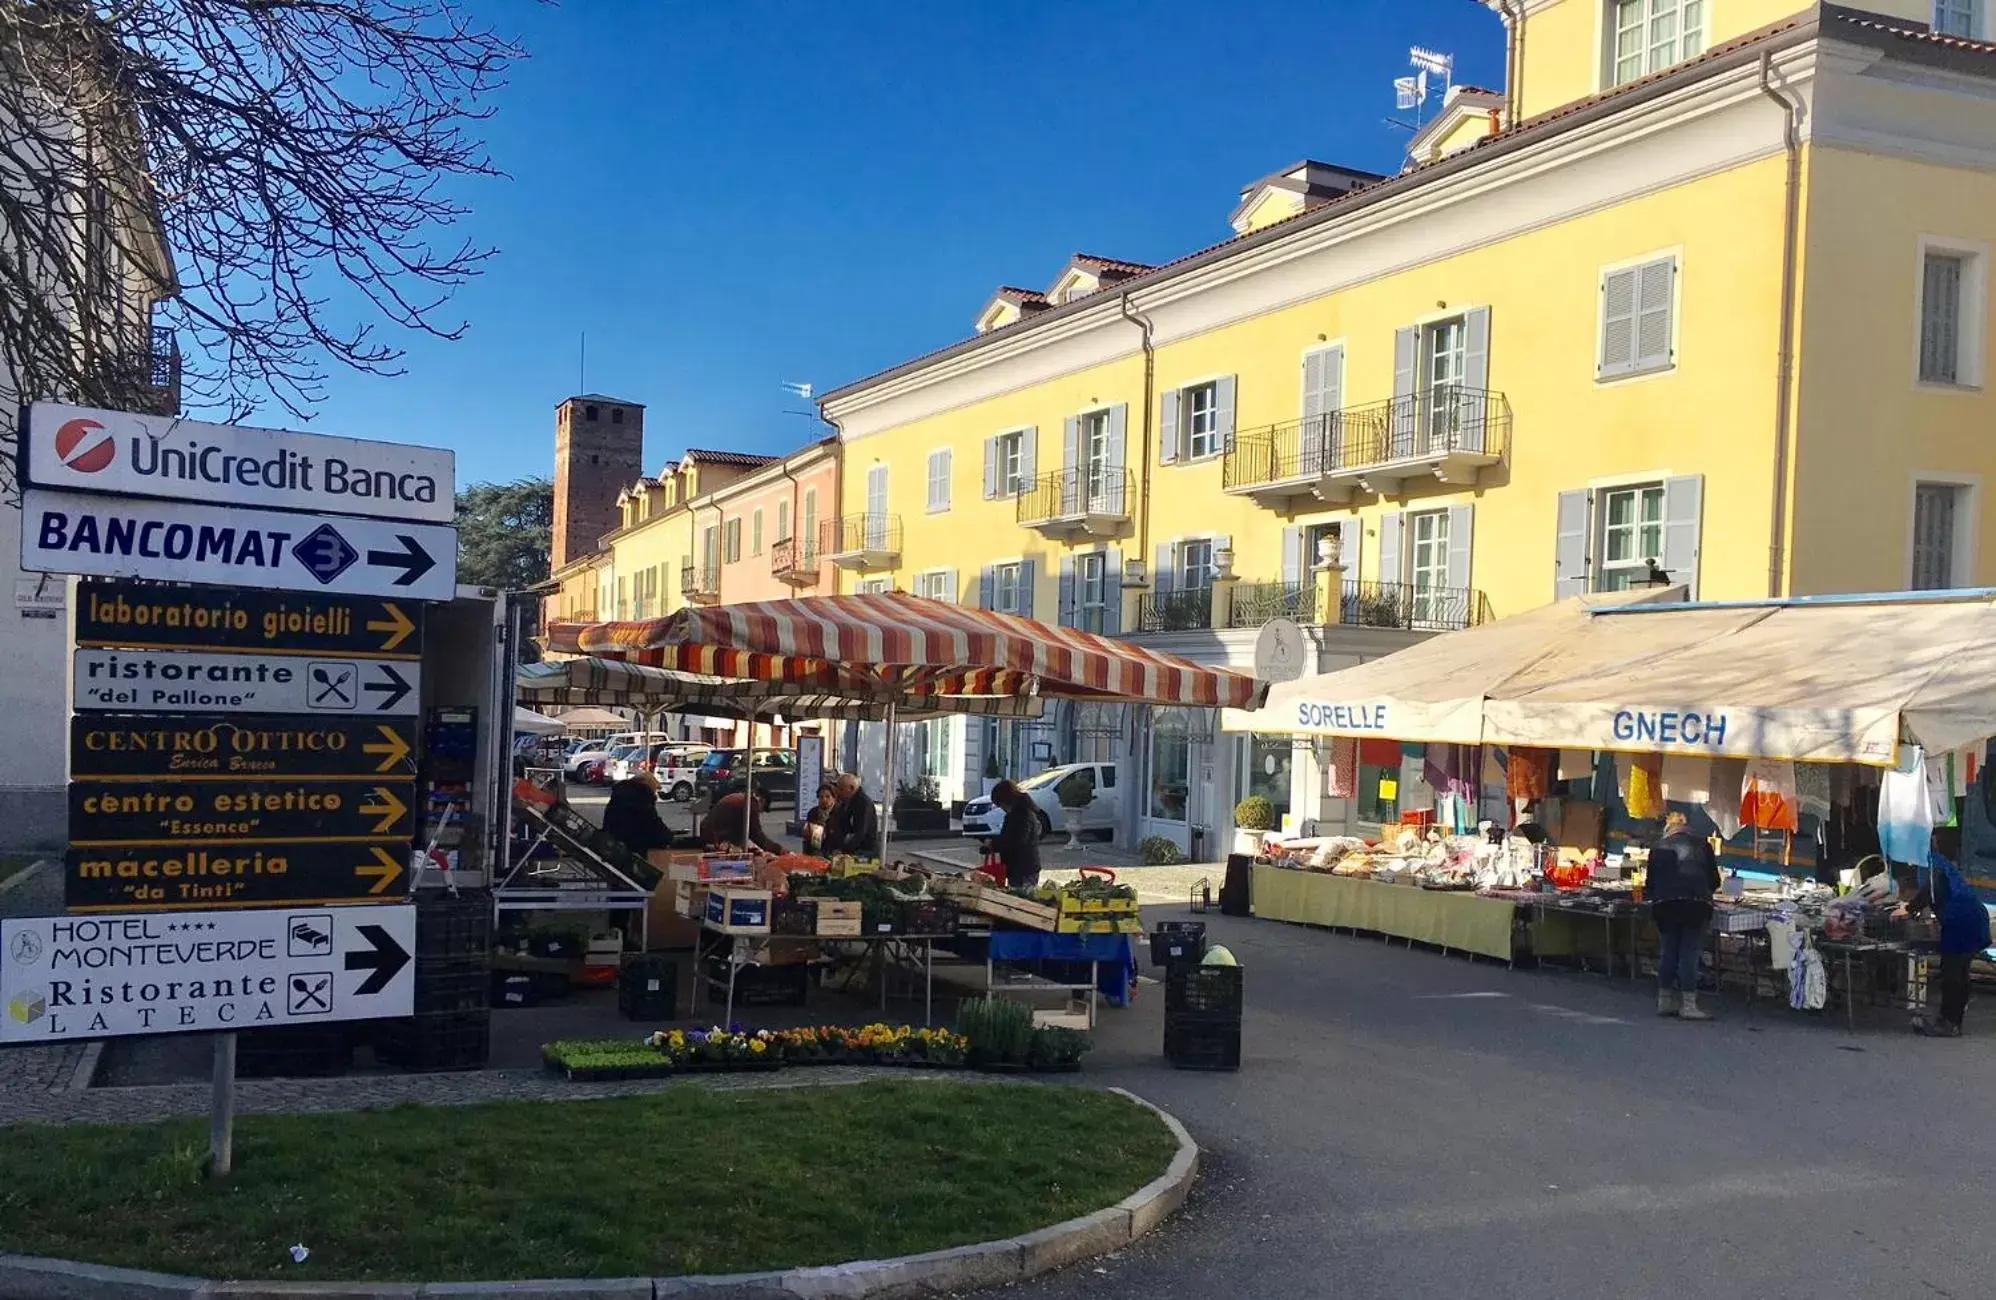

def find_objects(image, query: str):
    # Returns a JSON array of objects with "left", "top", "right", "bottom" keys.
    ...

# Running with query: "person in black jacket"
[
  {"left": 823, "top": 772, "right": 880, "bottom": 858},
  {"left": 601, "top": 777, "right": 672, "bottom": 856},
  {"left": 1648, "top": 811, "right": 1722, "bottom": 1020},
  {"left": 986, "top": 779, "right": 1043, "bottom": 890}
]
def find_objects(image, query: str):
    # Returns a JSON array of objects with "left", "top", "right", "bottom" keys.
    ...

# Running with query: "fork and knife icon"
[{"left": 310, "top": 664, "right": 355, "bottom": 708}]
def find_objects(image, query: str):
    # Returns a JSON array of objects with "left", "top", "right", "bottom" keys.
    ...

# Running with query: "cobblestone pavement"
[
  {"left": 0, "top": 861, "right": 87, "bottom": 1095},
  {"left": 0, "top": 1062, "right": 909, "bottom": 1127}
]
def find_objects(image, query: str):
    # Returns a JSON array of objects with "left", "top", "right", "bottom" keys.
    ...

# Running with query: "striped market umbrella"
[
  {"left": 545, "top": 592, "right": 1265, "bottom": 710},
  {"left": 517, "top": 656, "right": 1043, "bottom": 720}
]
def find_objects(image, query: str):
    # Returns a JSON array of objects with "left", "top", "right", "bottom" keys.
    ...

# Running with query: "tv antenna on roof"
[
  {"left": 1386, "top": 45, "right": 1455, "bottom": 133},
  {"left": 780, "top": 380, "right": 819, "bottom": 420}
]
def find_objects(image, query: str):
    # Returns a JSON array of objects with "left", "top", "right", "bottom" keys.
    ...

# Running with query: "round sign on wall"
[{"left": 1253, "top": 617, "right": 1307, "bottom": 684}]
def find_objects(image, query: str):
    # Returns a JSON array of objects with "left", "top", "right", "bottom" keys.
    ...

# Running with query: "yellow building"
[{"left": 820, "top": 1, "right": 1996, "bottom": 854}]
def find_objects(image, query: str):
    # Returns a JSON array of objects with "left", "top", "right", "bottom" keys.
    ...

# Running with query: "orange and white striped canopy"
[{"left": 544, "top": 592, "right": 1265, "bottom": 709}]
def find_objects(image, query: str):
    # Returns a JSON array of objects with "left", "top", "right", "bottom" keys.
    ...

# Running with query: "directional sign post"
[
  {"left": 64, "top": 841, "right": 408, "bottom": 912},
  {"left": 76, "top": 581, "right": 422, "bottom": 657},
  {"left": 69, "top": 779, "right": 414, "bottom": 844},
  {"left": 22, "top": 490, "right": 457, "bottom": 600},
  {"left": 0, "top": 905, "right": 415, "bottom": 1042},
  {"left": 73, "top": 649, "right": 418, "bottom": 715},
  {"left": 70, "top": 714, "right": 416, "bottom": 780}
]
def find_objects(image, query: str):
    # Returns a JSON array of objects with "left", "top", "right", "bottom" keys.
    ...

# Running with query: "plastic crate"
[
  {"left": 771, "top": 899, "right": 816, "bottom": 936},
  {"left": 900, "top": 899, "right": 957, "bottom": 935},
  {"left": 374, "top": 1010, "right": 491, "bottom": 1072},
  {"left": 1166, "top": 963, "right": 1244, "bottom": 1019},
  {"left": 620, "top": 955, "right": 678, "bottom": 1020},
  {"left": 705, "top": 959, "right": 809, "bottom": 1008},
  {"left": 1149, "top": 921, "right": 1208, "bottom": 967},
  {"left": 490, "top": 971, "right": 537, "bottom": 1008},
  {"left": 415, "top": 892, "right": 493, "bottom": 959},
  {"left": 1164, "top": 1017, "right": 1241, "bottom": 1071},
  {"left": 412, "top": 961, "right": 491, "bottom": 1015},
  {"left": 236, "top": 1025, "right": 353, "bottom": 1079}
]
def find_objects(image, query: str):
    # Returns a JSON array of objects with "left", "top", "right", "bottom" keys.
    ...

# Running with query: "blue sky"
[{"left": 290, "top": 0, "right": 1504, "bottom": 488}]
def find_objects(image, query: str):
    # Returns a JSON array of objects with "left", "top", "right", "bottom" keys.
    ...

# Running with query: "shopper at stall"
[
  {"left": 823, "top": 772, "right": 879, "bottom": 857},
  {"left": 701, "top": 787, "right": 782, "bottom": 855},
  {"left": 803, "top": 782, "right": 838, "bottom": 854},
  {"left": 985, "top": 779, "right": 1043, "bottom": 890},
  {"left": 601, "top": 776, "right": 672, "bottom": 856},
  {"left": 1894, "top": 849, "right": 1991, "bottom": 1038},
  {"left": 1649, "top": 811, "right": 1722, "bottom": 1020}
]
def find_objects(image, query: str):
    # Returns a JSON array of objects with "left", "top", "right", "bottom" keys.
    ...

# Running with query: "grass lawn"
[
  {"left": 0, "top": 1079, "right": 1179, "bottom": 1282},
  {"left": 0, "top": 854, "right": 43, "bottom": 885}
]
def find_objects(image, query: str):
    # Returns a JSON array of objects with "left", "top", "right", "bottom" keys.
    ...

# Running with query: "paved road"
[{"left": 992, "top": 906, "right": 1996, "bottom": 1300}]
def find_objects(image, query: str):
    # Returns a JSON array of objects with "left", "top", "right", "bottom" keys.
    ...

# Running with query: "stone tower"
[{"left": 551, "top": 395, "right": 644, "bottom": 570}]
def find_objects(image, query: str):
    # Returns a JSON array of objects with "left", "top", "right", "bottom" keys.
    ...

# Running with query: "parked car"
[
  {"left": 961, "top": 762, "right": 1120, "bottom": 840},
  {"left": 564, "top": 742, "right": 615, "bottom": 783},
  {"left": 618, "top": 743, "right": 710, "bottom": 800},
  {"left": 582, "top": 743, "right": 644, "bottom": 786},
  {"left": 696, "top": 749, "right": 800, "bottom": 808}
]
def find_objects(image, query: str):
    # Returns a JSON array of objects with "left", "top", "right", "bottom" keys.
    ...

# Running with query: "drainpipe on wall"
[
  {"left": 1492, "top": 0, "right": 1524, "bottom": 129},
  {"left": 1118, "top": 292, "right": 1158, "bottom": 856},
  {"left": 1758, "top": 49, "right": 1804, "bottom": 599}
]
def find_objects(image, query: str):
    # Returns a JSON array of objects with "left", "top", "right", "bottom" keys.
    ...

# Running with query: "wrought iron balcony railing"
[
  {"left": 1340, "top": 580, "right": 1487, "bottom": 632},
  {"left": 770, "top": 536, "right": 819, "bottom": 584},
  {"left": 1224, "top": 386, "right": 1510, "bottom": 498},
  {"left": 1136, "top": 585, "right": 1216, "bottom": 633},
  {"left": 820, "top": 513, "right": 903, "bottom": 561},
  {"left": 1017, "top": 466, "right": 1132, "bottom": 532},
  {"left": 679, "top": 559, "right": 719, "bottom": 600},
  {"left": 1227, "top": 581, "right": 1317, "bottom": 628}
]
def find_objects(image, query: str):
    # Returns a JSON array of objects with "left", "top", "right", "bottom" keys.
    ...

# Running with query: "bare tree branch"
[{"left": 0, "top": 0, "right": 522, "bottom": 496}]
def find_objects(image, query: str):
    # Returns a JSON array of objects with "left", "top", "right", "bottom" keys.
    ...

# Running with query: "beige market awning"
[{"left": 1228, "top": 588, "right": 1996, "bottom": 766}]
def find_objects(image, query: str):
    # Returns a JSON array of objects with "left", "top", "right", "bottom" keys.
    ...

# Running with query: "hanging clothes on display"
[
  {"left": 1926, "top": 751, "right": 1962, "bottom": 828},
  {"left": 1506, "top": 747, "right": 1553, "bottom": 804},
  {"left": 1624, "top": 753, "right": 1664, "bottom": 819},
  {"left": 1660, "top": 754, "right": 1712, "bottom": 806},
  {"left": 1558, "top": 750, "right": 1594, "bottom": 784},
  {"left": 1359, "top": 737, "right": 1402, "bottom": 769},
  {"left": 1794, "top": 762, "right": 1832, "bottom": 820},
  {"left": 1740, "top": 759, "right": 1800, "bottom": 832},
  {"left": 1423, "top": 743, "right": 1476, "bottom": 798},
  {"left": 1325, "top": 738, "right": 1358, "bottom": 800},
  {"left": 1592, "top": 752, "right": 1619, "bottom": 807},
  {"left": 1705, "top": 757, "right": 1747, "bottom": 838},
  {"left": 1879, "top": 747, "right": 1935, "bottom": 867}
]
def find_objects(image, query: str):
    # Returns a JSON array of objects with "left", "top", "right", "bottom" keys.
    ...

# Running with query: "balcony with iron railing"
[
  {"left": 1017, "top": 466, "right": 1133, "bottom": 538},
  {"left": 821, "top": 513, "right": 902, "bottom": 571},
  {"left": 1220, "top": 578, "right": 1488, "bottom": 632},
  {"left": 1226, "top": 581, "right": 1317, "bottom": 628},
  {"left": 679, "top": 558, "right": 720, "bottom": 601},
  {"left": 1136, "top": 585, "right": 1217, "bottom": 633},
  {"left": 770, "top": 536, "right": 820, "bottom": 586},
  {"left": 95, "top": 324, "right": 181, "bottom": 416},
  {"left": 1223, "top": 385, "right": 1510, "bottom": 505}
]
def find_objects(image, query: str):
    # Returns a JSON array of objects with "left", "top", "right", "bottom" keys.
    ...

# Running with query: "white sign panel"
[
  {"left": 73, "top": 648, "right": 419, "bottom": 715},
  {"left": 23, "top": 401, "right": 455, "bottom": 524},
  {"left": 0, "top": 904, "right": 414, "bottom": 1042},
  {"left": 21, "top": 489, "right": 457, "bottom": 601}
]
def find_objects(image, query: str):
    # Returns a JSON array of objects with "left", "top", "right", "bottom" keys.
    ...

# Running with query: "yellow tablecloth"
[{"left": 1251, "top": 867, "right": 1520, "bottom": 962}]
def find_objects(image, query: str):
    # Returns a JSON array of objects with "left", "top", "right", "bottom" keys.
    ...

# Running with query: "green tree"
[{"left": 455, "top": 477, "right": 552, "bottom": 659}]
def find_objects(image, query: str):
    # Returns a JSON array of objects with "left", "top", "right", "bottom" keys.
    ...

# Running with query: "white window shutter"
[
  {"left": 1554, "top": 489, "right": 1593, "bottom": 599},
  {"left": 1160, "top": 389, "right": 1181, "bottom": 464},
  {"left": 1215, "top": 375, "right": 1238, "bottom": 451},
  {"left": 982, "top": 436, "right": 999, "bottom": 500},
  {"left": 1600, "top": 268, "right": 1637, "bottom": 376},
  {"left": 1378, "top": 512, "right": 1405, "bottom": 586},
  {"left": 1661, "top": 475, "right": 1703, "bottom": 598},
  {"left": 1635, "top": 259, "right": 1674, "bottom": 371},
  {"left": 1445, "top": 504, "right": 1474, "bottom": 593},
  {"left": 1018, "top": 426, "right": 1038, "bottom": 486}
]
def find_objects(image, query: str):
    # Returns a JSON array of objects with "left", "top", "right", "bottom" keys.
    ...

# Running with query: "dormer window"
[{"left": 1609, "top": 0, "right": 1705, "bottom": 88}]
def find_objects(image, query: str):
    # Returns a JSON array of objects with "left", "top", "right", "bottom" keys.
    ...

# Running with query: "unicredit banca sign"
[{"left": 22, "top": 402, "right": 455, "bottom": 525}]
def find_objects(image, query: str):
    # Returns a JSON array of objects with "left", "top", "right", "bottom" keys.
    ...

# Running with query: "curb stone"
[
  {"left": 0, "top": 858, "right": 54, "bottom": 900},
  {"left": 0, "top": 1091, "right": 1197, "bottom": 1300}
]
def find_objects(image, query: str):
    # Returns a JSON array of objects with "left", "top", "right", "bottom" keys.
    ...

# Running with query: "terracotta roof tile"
[
  {"left": 686, "top": 448, "right": 781, "bottom": 468},
  {"left": 1072, "top": 252, "right": 1154, "bottom": 275}
]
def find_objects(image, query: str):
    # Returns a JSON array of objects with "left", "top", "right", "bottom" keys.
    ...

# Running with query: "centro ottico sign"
[{"left": 23, "top": 401, "right": 455, "bottom": 525}]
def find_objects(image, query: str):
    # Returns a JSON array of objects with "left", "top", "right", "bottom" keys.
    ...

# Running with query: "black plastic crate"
[
  {"left": 705, "top": 959, "right": 809, "bottom": 1008},
  {"left": 412, "top": 961, "right": 491, "bottom": 1015},
  {"left": 620, "top": 955, "right": 678, "bottom": 1020},
  {"left": 1166, "top": 963, "right": 1243, "bottom": 1018},
  {"left": 1219, "top": 854, "right": 1253, "bottom": 917},
  {"left": 374, "top": 1010, "right": 491, "bottom": 1072},
  {"left": 1164, "top": 1017, "right": 1241, "bottom": 1071},
  {"left": 415, "top": 891, "right": 493, "bottom": 959},
  {"left": 1149, "top": 921, "right": 1208, "bottom": 967},
  {"left": 491, "top": 971, "right": 537, "bottom": 1008},
  {"left": 236, "top": 1025, "right": 353, "bottom": 1079},
  {"left": 771, "top": 899, "right": 815, "bottom": 936}
]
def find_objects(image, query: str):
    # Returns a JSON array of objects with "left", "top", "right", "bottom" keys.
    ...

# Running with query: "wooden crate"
[
  {"left": 1057, "top": 893, "right": 1139, "bottom": 917},
  {"left": 961, "top": 885, "right": 1057, "bottom": 931},
  {"left": 814, "top": 900, "right": 863, "bottom": 937}
]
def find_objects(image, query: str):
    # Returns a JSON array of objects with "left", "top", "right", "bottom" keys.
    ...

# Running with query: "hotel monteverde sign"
[
  {"left": 76, "top": 582, "right": 422, "bottom": 657},
  {"left": 74, "top": 649, "right": 417, "bottom": 716},
  {"left": 69, "top": 715, "right": 415, "bottom": 780},
  {"left": 0, "top": 905, "right": 414, "bottom": 1041},
  {"left": 69, "top": 780, "right": 415, "bottom": 845},
  {"left": 22, "top": 401, "right": 455, "bottom": 524},
  {"left": 65, "top": 841, "right": 408, "bottom": 911},
  {"left": 20, "top": 490, "right": 457, "bottom": 600}
]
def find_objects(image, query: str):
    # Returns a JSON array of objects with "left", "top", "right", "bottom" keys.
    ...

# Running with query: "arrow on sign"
[
  {"left": 364, "top": 663, "right": 412, "bottom": 711},
  {"left": 362, "top": 725, "right": 412, "bottom": 773},
  {"left": 343, "top": 921, "right": 410, "bottom": 995},
  {"left": 356, "top": 846, "right": 404, "bottom": 895},
  {"left": 365, "top": 603, "right": 417, "bottom": 652},
  {"left": 359, "top": 786, "right": 408, "bottom": 834},
  {"left": 366, "top": 534, "right": 438, "bottom": 588}
]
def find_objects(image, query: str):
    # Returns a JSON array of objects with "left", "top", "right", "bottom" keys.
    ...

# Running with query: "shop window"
[{"left": 1242, "top": 735, "right": 1293, "bottom": 825}]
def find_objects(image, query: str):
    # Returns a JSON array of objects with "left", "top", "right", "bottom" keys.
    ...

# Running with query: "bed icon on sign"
[{"left": 287, "top": 914, "right": 333, "bottom": 958}]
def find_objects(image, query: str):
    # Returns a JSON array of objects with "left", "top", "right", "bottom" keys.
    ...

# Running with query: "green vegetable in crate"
[{"left": 1202, "top": 945, "right": 1238, "bottom": 966}]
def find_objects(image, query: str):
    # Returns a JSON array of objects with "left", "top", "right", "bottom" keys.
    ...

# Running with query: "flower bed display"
[{"left": 542, "top": 1017, "right": 1089, "bottom": 1080}]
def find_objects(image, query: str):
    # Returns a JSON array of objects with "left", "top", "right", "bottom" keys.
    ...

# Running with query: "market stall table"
[
  {"left": 1252, "top": 867, "right": 1520, "bottom": 962},
  {"left": 694, "top": 927, "right": 952, "bottom": 1028}
]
